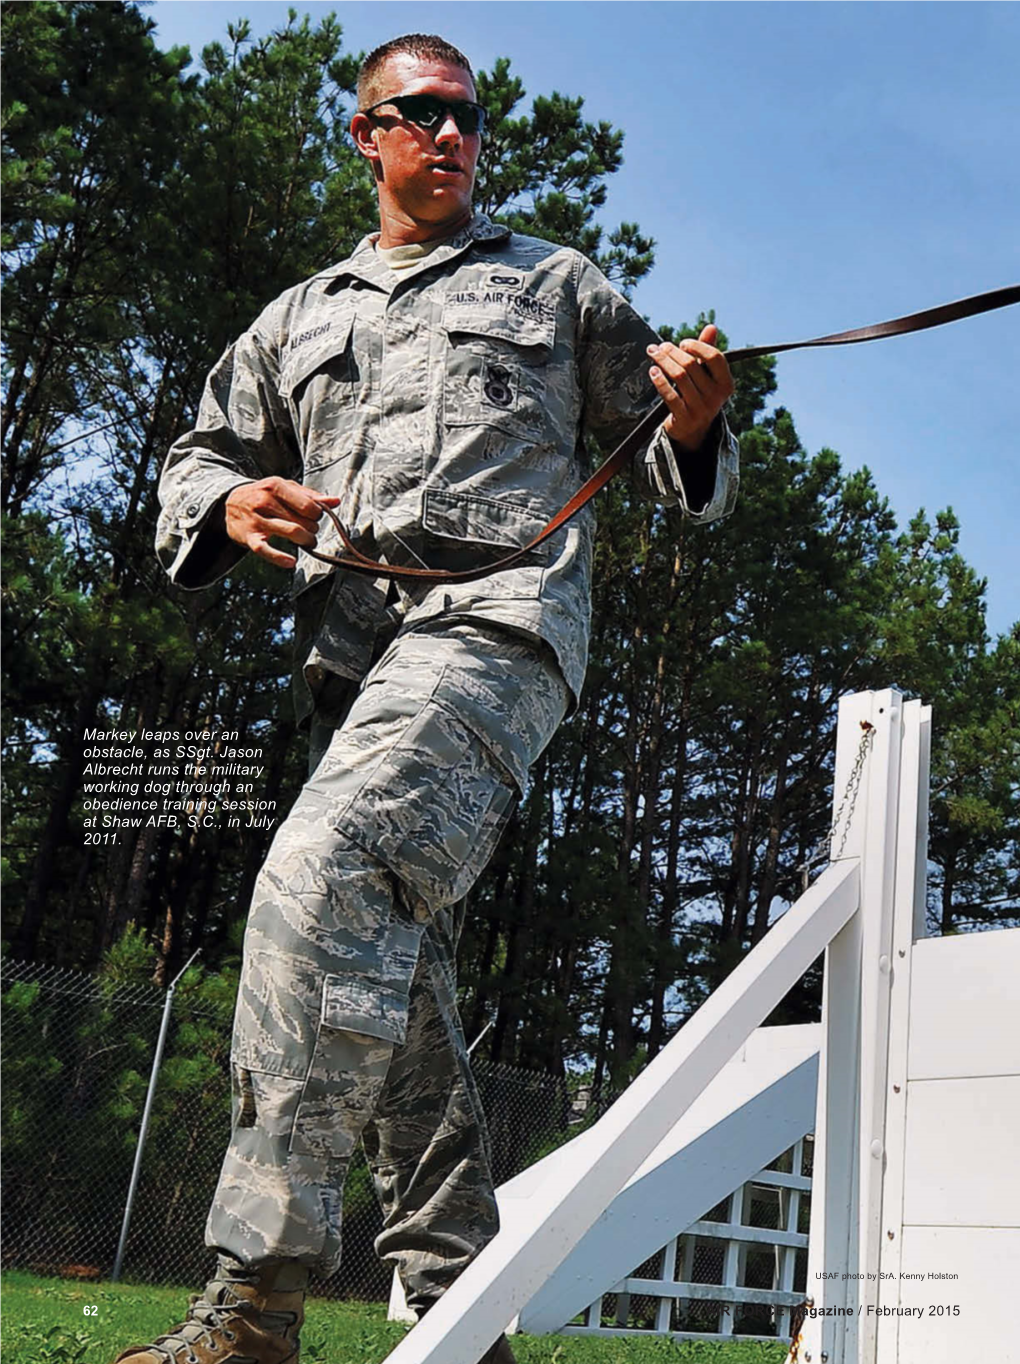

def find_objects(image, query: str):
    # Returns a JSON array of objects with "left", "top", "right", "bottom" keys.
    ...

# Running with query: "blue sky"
[{"left": 148, "top": 1, "right": 1019, "bottom": 637}]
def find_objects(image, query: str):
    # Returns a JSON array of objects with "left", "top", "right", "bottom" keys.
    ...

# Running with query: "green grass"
[{"left": 0, "top": 1271, "right": 788, "bottom": 1364}]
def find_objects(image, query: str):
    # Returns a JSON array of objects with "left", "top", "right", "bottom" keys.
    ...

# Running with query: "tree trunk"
[
  {"left": 751, "top": 737, "right": 791, "bottom": 943},
  {"left": 490, "top": 766, "right": 545, "bottom": 1064}
]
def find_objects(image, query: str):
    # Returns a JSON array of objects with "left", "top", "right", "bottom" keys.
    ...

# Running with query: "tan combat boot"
[{"left": 112, "top": 1264, "right": 305, "bottom": 1364}]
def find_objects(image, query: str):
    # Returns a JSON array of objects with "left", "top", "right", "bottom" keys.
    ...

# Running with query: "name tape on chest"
[{"left": 288, "top": 321, "right": 333, "bottom": 352}]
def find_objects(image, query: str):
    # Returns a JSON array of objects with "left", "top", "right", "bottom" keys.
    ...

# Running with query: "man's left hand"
[{"left": 647, "top": 324, "right": 734, "bottom": 452}]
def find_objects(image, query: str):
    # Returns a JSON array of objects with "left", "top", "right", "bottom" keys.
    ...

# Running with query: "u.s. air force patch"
[{"left": 445, "top": 289, "right": 555, "bottom": 325}]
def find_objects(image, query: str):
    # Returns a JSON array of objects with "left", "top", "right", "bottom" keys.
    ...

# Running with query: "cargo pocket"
[
  {"left": 289, "top": 970, "right": 415, "bottom": 1159},
  {"left": 417, "top": 486, "right": 554, "bottom": 597},
  {"left": 442, "top": 305, "right": 555, "bottom": 443},
  {"left": 320, "top": 972, "right": 411, "bottom": 1047},
  {"left": 421, "top": 485, "right": 553, "bottom": 555},
  {"left": 333, "top": 698, "right": 518, "bottom": 919}
]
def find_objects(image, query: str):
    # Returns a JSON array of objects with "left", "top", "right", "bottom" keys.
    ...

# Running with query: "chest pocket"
[
  {"left": 442, "top": 299, "right": 556, "bottom": 443},
  {"left": 280, "top": 313, "right": 358, "bottom": 473}
]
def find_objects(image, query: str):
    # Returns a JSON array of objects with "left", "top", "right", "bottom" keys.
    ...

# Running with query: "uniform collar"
[{"left": 322, "top": 212, "right": 512, "bottom": 292}]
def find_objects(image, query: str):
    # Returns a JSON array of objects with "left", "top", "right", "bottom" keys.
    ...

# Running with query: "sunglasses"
[{"left": 361, "top": 93, "right": 487, "bottom": 137}]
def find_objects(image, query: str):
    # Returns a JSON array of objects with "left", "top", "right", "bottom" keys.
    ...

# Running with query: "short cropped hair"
[{"left": 357, "top": 34, "right": 475, "bottom": 109}]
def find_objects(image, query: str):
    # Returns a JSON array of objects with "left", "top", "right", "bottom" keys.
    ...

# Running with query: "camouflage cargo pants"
[{"left": 205, "top": 619, "right": 569, "bottom": 1313}]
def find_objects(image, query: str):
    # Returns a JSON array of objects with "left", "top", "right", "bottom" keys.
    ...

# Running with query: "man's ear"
[{"left": 350, "top": 112, "right": 381, "bottom": 165}]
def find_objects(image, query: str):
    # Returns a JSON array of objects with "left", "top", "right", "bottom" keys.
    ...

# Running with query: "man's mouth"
[{"left": 430, "top": 161, "right": 464, "bottom": 176}]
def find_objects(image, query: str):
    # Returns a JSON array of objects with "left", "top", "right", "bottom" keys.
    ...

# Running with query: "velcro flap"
[
  {"left": 321, "top": 973, "right": 409, "bottom": 1047},
  {"left": 422, "top": 486, "right": 548, "bottom": 549},
  {"left": 442, "top": 297, "right": 555, "bottom": 352}
]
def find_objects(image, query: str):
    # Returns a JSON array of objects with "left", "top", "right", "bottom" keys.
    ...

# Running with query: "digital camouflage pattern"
[
  {"left": 155, "top": 213, "right": 739, "bottom": 1314},
  {"left": 157, "top": 212, "right": 739, "bottom": 722},
  {"left": 206, "top": 621, "right": 568, "bottom": 1305}
]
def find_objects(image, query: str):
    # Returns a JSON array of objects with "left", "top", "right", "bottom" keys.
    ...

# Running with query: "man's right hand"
[{"left": 224, "top": 477, "right": 340, "bottom": 570}]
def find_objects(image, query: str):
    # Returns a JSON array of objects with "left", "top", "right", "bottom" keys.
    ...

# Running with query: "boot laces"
[{"left": 146, "top": 1290, "right": 245, "bottom": 1362}]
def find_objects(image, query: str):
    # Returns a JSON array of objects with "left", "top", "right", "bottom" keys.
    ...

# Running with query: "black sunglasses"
[{"left": 361, "top": 93, "right": 487, "bottom": 137}]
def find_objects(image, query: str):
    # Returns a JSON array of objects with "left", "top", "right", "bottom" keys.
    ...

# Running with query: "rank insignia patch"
[{"left": 483, "top": 363, "right": 515, "bottom": 409}]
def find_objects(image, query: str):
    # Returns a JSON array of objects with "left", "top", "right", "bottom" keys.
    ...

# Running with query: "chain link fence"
[{"left": 0, "top": 958, "right": 611, "bottom": 1299}]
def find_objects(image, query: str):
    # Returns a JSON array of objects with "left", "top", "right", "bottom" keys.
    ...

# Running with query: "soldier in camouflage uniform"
[{"left": 114, "top": 32, "right": 738, "bottom": 1364}]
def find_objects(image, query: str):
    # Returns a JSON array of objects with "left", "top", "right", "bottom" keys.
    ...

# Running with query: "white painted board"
[
  {"left": 902, "top": 1076, "right": 1020, "bottom": 1228},
  {"left": 877, "top": 1225, "right": 1020, "bottom": 1364},
  {"left": 908, "top": 929, "right": 1020, "bottom": 1081}
]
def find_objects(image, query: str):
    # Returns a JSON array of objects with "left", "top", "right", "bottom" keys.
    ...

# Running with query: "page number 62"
[{"left": 83, "top": 1305, "right": 98, "bottom": 1316}]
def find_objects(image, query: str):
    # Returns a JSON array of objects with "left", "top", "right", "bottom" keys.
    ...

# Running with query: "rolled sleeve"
[
  {"left": 156, "top": 471, "right": 254, "bottom": 587},
  {"left": 641, "top": 414, "right": 740, "bottom": 523}
]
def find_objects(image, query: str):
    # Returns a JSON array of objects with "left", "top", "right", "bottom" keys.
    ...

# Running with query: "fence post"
[
  {"left": 467, "top": 1019, "right": 494, "bottom": 1055},
  {"left": 111, "top": 949, "right": 200, "bottom": 1282},
  {"left": 802, "top": 689, "right": 907, "bottom": 1364},
  {"left": 873, "top": 699, "right": 930, "bottom": 1364}
]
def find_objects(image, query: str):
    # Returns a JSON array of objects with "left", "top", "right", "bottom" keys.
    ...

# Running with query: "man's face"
[{"left": 356, "top": 53, "right": 481, "bottom": 230}]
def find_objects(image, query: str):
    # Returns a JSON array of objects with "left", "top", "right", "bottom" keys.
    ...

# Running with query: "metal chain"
[{"left": 799, "top": 720, "right": 875, "bottom": 888}]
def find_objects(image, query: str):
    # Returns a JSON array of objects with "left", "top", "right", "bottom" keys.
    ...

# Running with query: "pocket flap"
[
  {"left": 422, "top": 486, "right": 550, "bottom": 550},
  {"left": 280, "top": 313, "right": 356, "bottom": 396},
  {"left": 442, "top": 298, "right": 555, "bottom": 353},
  {"left": 321, "top": 973, "right": 409, "bottom": 1046}
]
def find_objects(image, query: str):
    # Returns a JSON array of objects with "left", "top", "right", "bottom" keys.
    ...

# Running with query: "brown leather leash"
[{"left": 305, "top": 285, "right": 1020, "bottom": 584}]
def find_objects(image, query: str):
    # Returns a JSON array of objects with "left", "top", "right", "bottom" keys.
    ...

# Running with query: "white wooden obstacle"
[
  {"left": 557, "top": 1139, "right": 813, "bottom": 1341},
  {"left": 800, "top": 693, "right": 1020, "bottom": 1364},
  {"left": 512, "top": 1023, "right": 820, "bottom": 1337},
  {"left": 381, "top": 690, "right": 1019, "bottom": 1363}
]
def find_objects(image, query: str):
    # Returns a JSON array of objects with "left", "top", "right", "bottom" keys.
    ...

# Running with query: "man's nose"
[{"left": 434, "top": 112, "right": 463, "bottom": 148}]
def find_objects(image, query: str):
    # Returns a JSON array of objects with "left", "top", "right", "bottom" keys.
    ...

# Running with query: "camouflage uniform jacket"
[{"left": 156, "top": 213, "right": 739, "bottom": 720}]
